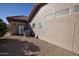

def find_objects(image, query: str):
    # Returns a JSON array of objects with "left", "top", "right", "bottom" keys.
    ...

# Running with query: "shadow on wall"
[
  {"left": 27, "top": 24, "right": 36, "bottom": 37},
  {"left": 15, "top": 23, "right": 36, "bottom": 37},
  {"left": 0, "top": 38, "right": 40, "bottom": 56}
]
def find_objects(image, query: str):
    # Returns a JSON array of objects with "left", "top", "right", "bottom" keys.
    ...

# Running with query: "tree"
[{"left": 0, "top": 18, "right": 7, "bottom": 37}]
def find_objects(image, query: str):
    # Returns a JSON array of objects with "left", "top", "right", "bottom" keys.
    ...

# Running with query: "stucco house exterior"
[
  {"left": 6, "top": 16, "right": 32, "bottom": 36},
  {"left": 6, "top": 3, "right": 79, "bottom": 55},
  {"left": 26, "top": 3, "right": 79, "bottom": 54}
]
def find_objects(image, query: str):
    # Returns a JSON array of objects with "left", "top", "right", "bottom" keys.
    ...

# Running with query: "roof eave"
[{"left": 27, "top": 3, "right": 47, "bottom": 23}]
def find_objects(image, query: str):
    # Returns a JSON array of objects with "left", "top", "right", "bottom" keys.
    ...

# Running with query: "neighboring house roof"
[
  {"left": 6, "top": 3, "right": 47, "bottom": 23},
  {"left": 6, "top": 15, "right": 28, "bottom": 23},
  {"left": 27, "top": 3, "right": 47, "bottom": 23}
]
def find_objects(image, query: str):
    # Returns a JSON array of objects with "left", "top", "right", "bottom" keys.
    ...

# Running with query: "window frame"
[
  {"left": 32, "top": 23, "right": 35, "bottom": 29},
  {"left": 73, "top": 5, "right": 79, "bottom": 14},
  {"left": 55, "top": 8, "right": 70, "bottom": 17},
  {"left": 45, "top": 13, "right": 55, "bottom": 20},
  {"left": 39, "top": 20, "right": 45, "bottom": 31}
]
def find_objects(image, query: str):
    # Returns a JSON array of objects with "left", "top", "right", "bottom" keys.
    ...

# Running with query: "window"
[
  {"left": 73, "top": 5, "right": 79, "bottom": 12},
  {"left": 45, "top": 13, "right": 55, "bottom": 20},
  {"left": 39, "top": 20, "right": 44, "bottom": 30},
  {"left": 39, "top": 22, "right": 42, "bottom": 29},
  {"left": 56, "top": 8, "right": 70, "bottom": 17},
  {"left": 32, "top": 23, "right": 35, "bottom": 28}
]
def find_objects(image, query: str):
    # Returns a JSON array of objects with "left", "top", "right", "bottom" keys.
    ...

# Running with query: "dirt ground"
[{"left": 0, "top": 36, "right": 78, "bottom": 56}]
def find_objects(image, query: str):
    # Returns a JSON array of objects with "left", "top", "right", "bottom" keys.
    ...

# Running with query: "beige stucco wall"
[
  {"left": 30, "top": 3, "right": 79, "bottom": 54},
  {"left": 9, "top": 21, "right": 26, "bottom": 35},
  {"left": 72, "top": 13, "right": 79, "bottom": 54}
]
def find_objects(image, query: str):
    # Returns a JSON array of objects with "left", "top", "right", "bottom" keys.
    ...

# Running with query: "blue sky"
[{"left": 0, "top": 3, "right": 34, "bottom": 24}]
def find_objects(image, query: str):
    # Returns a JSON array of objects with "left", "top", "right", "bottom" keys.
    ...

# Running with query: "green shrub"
[{"left": 0, "top": 18, "right": 7, "bottom": 37}]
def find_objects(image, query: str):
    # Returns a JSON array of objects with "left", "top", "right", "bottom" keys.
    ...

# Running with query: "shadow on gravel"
[{"left": 0, "top": 38, "right": 40, "bottom": 56}]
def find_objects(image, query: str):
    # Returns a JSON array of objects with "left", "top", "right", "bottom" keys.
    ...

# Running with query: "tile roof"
[
  {"left": 6, "top": 15, "right": 28, "bottom": 22},
  {"left": 6, "top": 3, "right": 47, "bottom": 23}
]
